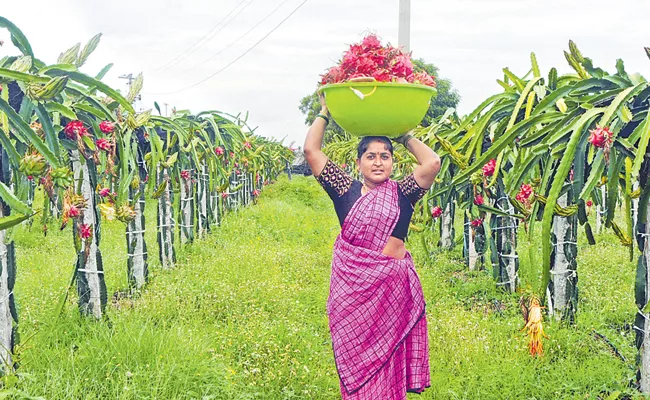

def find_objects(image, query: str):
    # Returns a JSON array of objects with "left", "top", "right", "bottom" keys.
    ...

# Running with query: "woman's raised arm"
[
  {"left": 303, "top": 93, "right": 330, "bottom": 177},
  {"left": 396, "top": 134, "right": 441, "bottom": 190}
]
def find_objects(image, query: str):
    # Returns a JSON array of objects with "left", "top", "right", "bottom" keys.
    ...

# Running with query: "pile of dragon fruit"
[{"left": 320, "top": 34, "right": 436, "bottom": 87}]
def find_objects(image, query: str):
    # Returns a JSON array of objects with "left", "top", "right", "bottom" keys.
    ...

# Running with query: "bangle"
[{"left": 316, "top": 114, "right": 330, "bottom": 125}]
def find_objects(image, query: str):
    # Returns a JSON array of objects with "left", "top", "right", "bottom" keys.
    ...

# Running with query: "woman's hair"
[{"left": 356, "top": 136, "right": 393, "bottom": 160}]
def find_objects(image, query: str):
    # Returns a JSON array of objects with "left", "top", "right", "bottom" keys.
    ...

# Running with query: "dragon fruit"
[{"left": 320, "top": 33, "right": 436, "bottom": 87}]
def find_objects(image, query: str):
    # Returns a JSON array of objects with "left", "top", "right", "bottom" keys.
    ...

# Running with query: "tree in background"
[
  {"left": 412, "top": 59, "right": 461, "bottom": 126},
  {"left": 298, "top": 91, "right": 347, "bottom": 145}
]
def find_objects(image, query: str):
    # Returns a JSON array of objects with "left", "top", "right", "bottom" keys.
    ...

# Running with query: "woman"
[{"left": 303, "top": 94, "right": 441, "bottom": 399}]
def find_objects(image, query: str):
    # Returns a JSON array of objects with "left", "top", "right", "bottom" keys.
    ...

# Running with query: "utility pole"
[
  {"left": 119, "top": 73, "right": 135, "bottom": 93},
  {"left": 398, "top": 0, "right": 411, "bottom": 53},
  {"left": 119, "top": 73, "right": 141, "bottom": 110}
]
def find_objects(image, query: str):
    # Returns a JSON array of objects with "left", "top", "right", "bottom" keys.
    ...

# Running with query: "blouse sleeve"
[
  {"left": 398, "top": 173, "right": 429, "bottom": 206},
  {"left": 315, "top": 159, "right": 353, "bottom": 199}
]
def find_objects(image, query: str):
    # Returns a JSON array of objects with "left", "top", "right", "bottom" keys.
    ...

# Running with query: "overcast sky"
[{"left": 2, "top": 1, "right": 650, "bottom": 147}]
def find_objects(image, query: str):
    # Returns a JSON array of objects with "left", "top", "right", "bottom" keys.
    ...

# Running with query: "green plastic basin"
[{"left": 318, "top": 82, "right": 437, "bottom": 138}]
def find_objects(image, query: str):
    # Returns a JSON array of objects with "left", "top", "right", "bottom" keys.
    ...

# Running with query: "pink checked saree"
[{"left": 327, "top": 178, "right": 430, "bottom": 399}]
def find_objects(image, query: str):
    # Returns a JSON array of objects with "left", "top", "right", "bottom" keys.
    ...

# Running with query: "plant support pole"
[
  {"left": 0, "top": 149, "right": 16, "bottom": 371},
  {"left": 438, "top": 200, "right": 455, "bottom": 250},
  {"left": 71, "top": 150, "right": 107, "bottom": 319},
  {"left": 157, "top": 167, "right": 175, "bottom": 269},
  {"left": 636, "top": 190, "right": 650, "bottom": 391},
  {"left": 126, "top": 187, "right": 148, "bottom": 289},
  {"left": 197, "top": 164, "right": 209, "bottom": 238},
  {"left": 179, "top": 172, "right": 195, "bottom": 245},
  {"left": 494, "top": 192, "right": 519, "bottom": 293},
  {"left": 549, "top": 191, "right": 578, "bottom": 322}
]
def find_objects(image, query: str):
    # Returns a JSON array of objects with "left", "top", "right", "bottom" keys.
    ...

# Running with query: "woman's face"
[{"left": 356, "top": 140, "right": 393, "bottom": 185}]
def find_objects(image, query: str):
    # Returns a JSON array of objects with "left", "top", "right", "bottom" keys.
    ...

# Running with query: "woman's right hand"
[{"left": 318, "top": 92, "right": 329, "bottom": 117}]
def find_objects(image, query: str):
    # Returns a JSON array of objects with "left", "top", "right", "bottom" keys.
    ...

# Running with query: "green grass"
[{"left": 4, "top": 175, "right": 644, "bottom": 399}]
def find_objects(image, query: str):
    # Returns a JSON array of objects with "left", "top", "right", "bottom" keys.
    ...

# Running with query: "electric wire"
[
  {"left": 154, "top": 0, "right": 251, "bottom": 71},
  {"left": 179, "top": 0, "right": 293, "bottom": 75},
  {"left": 149, "top": 0, "right": 309, "bottom": 95}
]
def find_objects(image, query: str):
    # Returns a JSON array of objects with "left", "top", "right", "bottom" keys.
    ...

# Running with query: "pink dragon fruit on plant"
[
  {"left": 431, "top": 206, "right": 443, "bottom": 218},
  {"left": 99, "top": 121, "right": 115, "bottom": 134}
]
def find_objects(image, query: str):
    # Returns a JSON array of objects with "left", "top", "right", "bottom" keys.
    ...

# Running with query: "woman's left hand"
[{"left": 392, "top": 130, "right": 415, "bottom": 147}]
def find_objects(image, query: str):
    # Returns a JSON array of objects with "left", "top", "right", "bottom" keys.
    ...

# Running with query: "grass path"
[{"left": 8, "top": 176, "right": 641, "bottom": 399}]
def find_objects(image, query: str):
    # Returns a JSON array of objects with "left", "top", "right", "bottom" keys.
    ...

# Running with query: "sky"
[{"left": 2, "top": 0, "right": 650, "bottom": 148}]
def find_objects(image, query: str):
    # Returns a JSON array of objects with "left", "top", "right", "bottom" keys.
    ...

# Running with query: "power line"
[
  {"left": 181, "top": 0, "right": 257, "bottom": 63},
  {"left": 149, "top": 0, "right": 309, "bottom": 95},
  {"left": 154, "top": 0, "right": 249, "bottom": 72},
  {"left": 155, "top": 0, "right": 248, "bottom": 71},
  {"left": 179, "top": 0, "right": 293, "bottom": 74}
]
